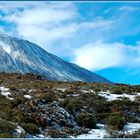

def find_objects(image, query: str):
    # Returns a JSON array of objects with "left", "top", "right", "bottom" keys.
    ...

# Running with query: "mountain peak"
[{"left": 0, "top": 33, "right": 111, "bottom": 83}]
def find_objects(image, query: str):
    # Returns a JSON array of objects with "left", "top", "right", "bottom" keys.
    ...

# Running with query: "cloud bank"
[
  {"left": 74, "top": 41, "right": 140, "bottom": 71},
  {"left": 1, "top": 2, "right": 140, "bottom": 75}
]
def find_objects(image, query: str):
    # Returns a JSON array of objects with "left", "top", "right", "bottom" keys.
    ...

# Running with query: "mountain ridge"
[{"left": 0, "top": 32, "right": 111, "bottom": 83}]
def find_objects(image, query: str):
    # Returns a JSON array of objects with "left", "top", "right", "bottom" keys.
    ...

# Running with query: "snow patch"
[
  {"left": 15, "top": 125, "right": 25, "bottom": 134},
  {"left": 0, "top": 41, "right": 11, "bottom": 54},
  {"left": 74, "top": 123, "right": 140, "bottom": 139},
  {"left": 99, "top": 91, "right": 140, "bottom": 101},
  {"left": 81, "top": 89, "right": 95, "bottom": 94},
  {"left": 35, "top": 134, "right": 46, "bottom": 138},
  {"left": 0, "top": 86, "right": 13, "bottom": 100},
  {"left": 29, "top": 89, "right": 36, "bottom": 93},
  {"left": 24, "top": 95, "right": 32, "bottom": 99},
  {"left": 124, "top": 123, "right": 140, "bottom": 134},
  {"left": 74, "top": 123, "right": 109, "bottom": 139},
  {"left": 56, "top": 88, "right": 66, "bottom": 92}
]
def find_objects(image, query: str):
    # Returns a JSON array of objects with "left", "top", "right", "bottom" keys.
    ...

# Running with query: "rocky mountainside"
[{"left": 0, "top": 32, "right": 110, "bottom": 83}]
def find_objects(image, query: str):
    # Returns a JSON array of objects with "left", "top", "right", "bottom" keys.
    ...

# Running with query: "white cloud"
[
  {"left": 73, "top": 41, "right": 140, "bottom": 71},
  {"left": 6, "top": 5, "right": 76, "bottom": 26},
  {"left": 118, "top": 6, "right": 139, "bottom": 12},
  {"left": 0, "top": 4, "right": 132, "bottom": 44},
  {"left": 1, "top": 2, "right": 140, "bottom": 74},
  {"left": 15, "top": 23, "right": 79, "bottom": 47},
  {"left": 11, "top": 8, "right": 111, "bottom": 38},
  {"left": 2, "top": 2, "right": 79, "bottom": 47}
]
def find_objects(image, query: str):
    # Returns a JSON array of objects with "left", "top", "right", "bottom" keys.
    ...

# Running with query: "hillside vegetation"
[{"left": 0, "top": 72, "right": 140, "bottom": 138}]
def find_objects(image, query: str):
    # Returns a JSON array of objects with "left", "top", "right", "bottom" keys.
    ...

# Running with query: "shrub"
[
  {"left": 0, "top": 133, "right": 13, "bottom": 138},
  {"left": 9, "top": 85, "right": 17, "bottom": 91},
  {"left": 106, "top": 129, "right": 140, "bottom": 138},
  {"left": 93, "top": 87, "right": 101, "bottom": 93},
  {"left": 0, "top": 119, "right": 16, "bottom": 133},
  {"left": 0, "top": 96, "right": 12, "bottom": 120},
  {"left": 21, "top": 123, "right": 39, "bottom": 135},
  {"left": 36, "top": 92, "right": 56, "bottom": 103},
  {"left": 0, "top": 94, "right": 6, "bottom": 98},
  {"left": 135, "top": 96, "right": 140, "bottom": 102},
  {"left": 13, "top": 110, "right": 34, "bottom": 124},
  {"left": 111, "top": 87, "right": 122, "bottom": 94},
  {"left": 106, "top": 115, "right": 125, "bottom": 130},
  {"left": 76, "top": 112, "right": 96, "bottom": 128},
  {"left": 45, "top": 129, "right": 68, "bottom": 138},
  {"left": 11, "top": 96, "right": 27, "bottom": 107},
  {"left": 63, "top": 99, "right": 84, "bottom": 113},
  {"left": 0, "top": 80, "right": 3, "bottom": 85}
]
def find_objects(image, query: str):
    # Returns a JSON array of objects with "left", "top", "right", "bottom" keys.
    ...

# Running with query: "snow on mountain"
[{"left": 0, "top": 33, "right": 110, "bottom": 83}]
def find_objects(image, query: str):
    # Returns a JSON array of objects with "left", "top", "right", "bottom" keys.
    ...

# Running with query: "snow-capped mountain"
[{"left": 0, "top": 32, "right": 110, "bottom": 83}]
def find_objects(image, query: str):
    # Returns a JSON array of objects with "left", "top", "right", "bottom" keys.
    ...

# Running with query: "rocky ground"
[{"left": 0, "top": 73, "right": 140, "bottom": 138}]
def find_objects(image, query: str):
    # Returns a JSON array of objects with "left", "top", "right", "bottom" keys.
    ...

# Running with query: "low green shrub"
[
  {"left": 21, "top": 123, "right": 39, "bottom": 135},
  {"left": 135, "top": 96, "right": 140, "bottom": 102},
  {"left": 13, "top": 110, "right": 34, "bottom": 124},
  {"left": 0, "top": 133, "right": 13, "bottom": 138},
  {"left": 36, "top": 92, "right": 56, "bottom": 103},
  {"left": 106, "top": 115, "right": 125, "bottom": 130},
  {"left": 63, "top": 99, "right": 84, "bottom": 113},
  {"left": 11, "top": 96, "right": 27, "bottom": 107},
  {"left": 45, "top": 129, "right": 68, "bottom": 138},
  {"left": 76, "top": 112, "right": 96, "bottom": 128},
  {"left": 0, "top": 119, "right": 16, "bottom": 133},
  {"left": 111, "top": 88, "right": 123, "bottom": 95}
]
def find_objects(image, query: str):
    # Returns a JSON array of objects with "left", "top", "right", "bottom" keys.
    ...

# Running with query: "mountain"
[{"left": 0, "top": 32, "right": 110, "bottom": 83}]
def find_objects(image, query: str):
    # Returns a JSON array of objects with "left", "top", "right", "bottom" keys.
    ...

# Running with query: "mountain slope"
[{"left": 0, "top": 33, "right": 110, "bottom": 83}]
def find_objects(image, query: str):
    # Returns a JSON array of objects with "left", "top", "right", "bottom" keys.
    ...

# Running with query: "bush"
[
  {"left": 135, "top": 96, "right": 140, "bottom": 102},
  {"left": 0, "top": 96, "right": 12, "bottom": 120},
  {"left": 0, "top": 133, "right": 13, "bottom": 138},
  {"left": 9, "top": 85, "right": 17, "bottom": 91},
  {"left": 106, "top": 115, "right": 125, "bottom": 130},
  {"left": 111, "top": 88, "right": 122, "bottom": 94},
  {"left": 76, "top": 112, "right": 96, "bottom": 128},
  {"left": 36, "top": 92, "right": 56, "bottom": 103},
  {"left": 13, "top": 110, "right": 34, "bottom": 124},
  {"left": 0, "top": 119, "right": 16, "bottom": 133},
  {"left": 62, "top": 99, "right": 84, "bottom": 113},
  {"left": 45, "top": 129, "right": 68, "bottom": 138},
  {"left": 21, "top": 123, "right": 40, "bottom": 135},
  {"left": 11, "top": 96, "right": 27, "bottom": 107}
]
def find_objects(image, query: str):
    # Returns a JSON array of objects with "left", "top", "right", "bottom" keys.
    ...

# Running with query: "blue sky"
[{"left": 0, "top": 2, "right": 140, "bottom": 84}]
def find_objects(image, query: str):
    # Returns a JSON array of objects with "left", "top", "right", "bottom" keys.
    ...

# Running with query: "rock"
[{"left": 17, "top": 99, "right": 83, "bottom": 137}]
